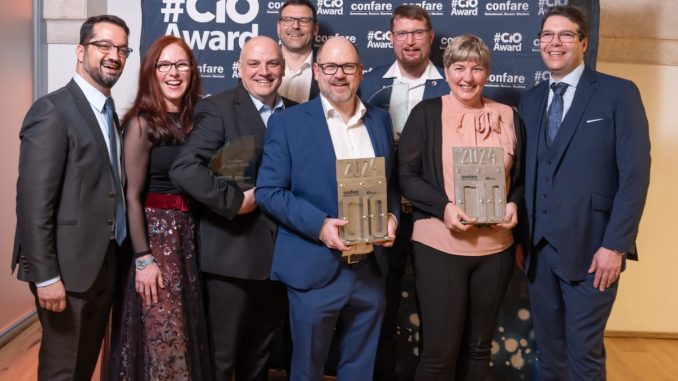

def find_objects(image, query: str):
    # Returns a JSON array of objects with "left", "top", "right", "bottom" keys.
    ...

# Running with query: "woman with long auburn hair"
[{"left": 106, "top": 35, "right": 210, "bottom": 380}]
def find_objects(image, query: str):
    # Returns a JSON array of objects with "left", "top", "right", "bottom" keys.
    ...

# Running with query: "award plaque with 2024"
[
  {"left": 453, "top": 147, "right": 506, "bottom": 224},
  {"left": 209, "top": 135, "right": 259, "bottom": 190},
  {"left": 336, "top": 157, "right": 390, "bottom": 245}
]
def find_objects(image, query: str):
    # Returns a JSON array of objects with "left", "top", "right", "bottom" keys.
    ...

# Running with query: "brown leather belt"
[
  {"left": 340, "top": 253, "right": 372, "bottom": 265},
  {"left": 400, "top": 203, "right": 413, "bottom": 213}
]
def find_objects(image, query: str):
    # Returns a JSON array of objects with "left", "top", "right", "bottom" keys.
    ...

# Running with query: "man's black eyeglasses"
[
  {"left": 316, "top": 63, "right": 361, "bottom": 75},
  {"left": 279, "top": 16, "right": 315, "bottom": 27}
]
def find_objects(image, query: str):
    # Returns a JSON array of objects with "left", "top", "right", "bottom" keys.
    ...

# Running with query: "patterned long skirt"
[{"left": 107, "top": 207, "right": 211, "bottom": 381}]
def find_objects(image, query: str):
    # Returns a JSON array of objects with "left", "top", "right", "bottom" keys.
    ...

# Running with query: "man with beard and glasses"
[
  {"left": 277, "top": 0, "right": 320, "bottom": 103},
  {"left": 171, "top": 36, "right": 294, "bottom": 381},
  {"left": 256, "top": 37, "right": 399, "bottom": 381},
  {"left": 359, "top": 6, "right": 449, "bottom": 379},
  {"left": 13, "top": 15, "right": 130, "bottom": 381}
]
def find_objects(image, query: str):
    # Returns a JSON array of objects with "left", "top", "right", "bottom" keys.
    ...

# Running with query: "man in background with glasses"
[
  {"left": 518, "top": 6, "right": 650, "bottom": 380},
  {"left": 13, "top": 15, "right": 130, "bottom": 380},
  {"left": 171, "top": 36, "right": 295, "bottom": 381},
  {"left": 277, "top": 0, "right": 320, "bottom": 103},
  {"left": 359, "top": 6, "right": 449, "bottom": 379},
  {"left": 256, "top": 37, "right": 399, "bottom": 381}
]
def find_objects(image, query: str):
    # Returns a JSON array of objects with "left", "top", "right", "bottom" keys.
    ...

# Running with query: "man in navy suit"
[
  {"left": 518, "top": 6, "right": 650, "bottom": 380},
  {"left": 359, "top": 6, "right": 449, "bottom": 379},
  {"left": 256, "top": 37, "right": 399, "bottom": 381}
]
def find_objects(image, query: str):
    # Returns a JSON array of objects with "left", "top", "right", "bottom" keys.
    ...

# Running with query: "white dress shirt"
[
  {"left": 320, "top": 95, "right": 375, "bottom": 255},
  {"left": 249, "top": 94, "right": 286, "bottom": 126},
  {"left": 279, "top": 52, "right": 314, "bottom": 104},
  {"left": 547, "top": 62, "right": 585, "bottom": 122},
  {"left": 383, "top": 60, "right": 444, "bottom": 118}
]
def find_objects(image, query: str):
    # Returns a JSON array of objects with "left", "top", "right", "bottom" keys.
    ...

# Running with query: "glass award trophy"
[
  {"left": 336, "top": 157, "right": 390, "bottom": 245},
  {"left": 452, "top": 147, "right": 506, "bottom": 224},
  {"left": 209, "top": 135, "right": 259, "bottom": 190}
]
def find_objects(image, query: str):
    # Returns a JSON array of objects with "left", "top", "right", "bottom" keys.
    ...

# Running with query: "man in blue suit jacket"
[
  {"left": 518, "top": 6, "right": 650, "bottom": 380},
  {"left": 256, "top": 37, "right": 399, "bottom": 381}
]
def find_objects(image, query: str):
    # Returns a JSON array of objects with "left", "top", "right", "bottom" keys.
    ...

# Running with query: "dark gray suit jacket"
[
  {"left": 170, "top": 83, "right": 296, "bottom": 280},
  {"left": 13, "top": 79, "right": 122, "bottom": 292}
]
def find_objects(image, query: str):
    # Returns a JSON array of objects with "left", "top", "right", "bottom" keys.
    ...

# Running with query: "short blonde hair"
[{"left": 443, "top": 34, "right": 491, "bottom": 71}]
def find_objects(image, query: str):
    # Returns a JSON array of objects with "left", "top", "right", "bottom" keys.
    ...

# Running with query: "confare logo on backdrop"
[
  {"left": 317, "top": 0, "right": 344, "bottom": 15},
  {"left": 402, "top": 1, "right": 444, "bottom": 15},
  {"left": 450, "top": 0, "right": 479, "bottom": 16},
  {"left": 485, "top": 72, "right": 527, "bottom": 90},
  {"left": 484, "top": 1, "right": 530, "bottom": 16},
  {"left": 164, "top": 0, "right": 260, "bottom": 51},
  {"left": 493, "top": 32, "right": 523, "bottom": 52},
  {"left": 349, "top": 1, "right": 393, "bottom": 16},
  {"left": 538, "top": 0, "right": 569, "bottom": 15},
  {"left": 266, "top": 1, "right": 286, "bottom": 14},
  {"left": 366, "top": 31, "right": 393, "bottom": 48},
  {"left": 313, "top": 33, "right": 357, "bottom": 48}
]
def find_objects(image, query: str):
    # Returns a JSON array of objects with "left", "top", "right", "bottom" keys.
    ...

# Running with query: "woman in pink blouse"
[{"left": 398, "top": 34, "right": 525, "bottom": 381}]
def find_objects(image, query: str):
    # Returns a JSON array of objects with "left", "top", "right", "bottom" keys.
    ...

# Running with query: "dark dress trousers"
[
  {"left": 255, "top": 97, "right": 400, "bottom": 380},
  {"left": 518, "top": 67, "right": 650, "bottom": 380},
  {"left": 13, "top": 79, "right": 122, "bottom": 381},
  {"left": 170, "top": 83, "right": 296, "bottom": 381},
  {"left": 359, "top": 63, "right": 450, "bottom": 381}
]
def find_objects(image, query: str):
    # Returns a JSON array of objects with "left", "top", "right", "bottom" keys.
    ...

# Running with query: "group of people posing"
[{"left": 13, "top": 1, "right": 650, "bottom": 381}]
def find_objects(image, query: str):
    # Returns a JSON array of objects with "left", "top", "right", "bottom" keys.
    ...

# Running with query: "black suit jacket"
[
  {"left": 13, "top": 79, "right": 122, "bottom": 292},
  {"left": 170, "top": 83, "right": 296, "bottom": 280}
]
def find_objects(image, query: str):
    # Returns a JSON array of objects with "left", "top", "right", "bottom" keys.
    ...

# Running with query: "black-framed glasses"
[
  {"left": 392, "top": 29, "right": 430, "bottom": 41},
  {"left": 156, "top": 60, "right": 191, "bottom": 73},
  {"left": 316, "top": 63, "right": 361, "bottom": 75},
  {"left": 279, "top": 16, "right": 315, "bottom": 27},
  {"left": 538, "top": 31, "right": 583, "bottom": 43},
  {"left": 82, "top": 40, "right": 133, "bottom": 58}
]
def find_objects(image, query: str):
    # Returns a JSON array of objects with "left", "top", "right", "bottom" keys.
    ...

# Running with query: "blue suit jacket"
[
  {"left": 255, "top": 97, "right": 400, "bottom": 290},
  {"left": 359, "top": 64, "right": 450, "bottom": 109},
  {"left": 518, "top": 67, "right": 650, "bottom": 280}
]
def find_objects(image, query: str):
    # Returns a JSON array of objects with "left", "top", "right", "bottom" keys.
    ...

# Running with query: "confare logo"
[
  {"left": 313, "top": 33, "right": 357, "bottom": 47},
  {"left": 486, "top": 72, "right": 527, "bottom": 89},
  {"left": 402, "top": 1, "right": 444, "bottom": 15},
  {"left": 350, "top": 1, "right": 393, "bottom": 16},
  {"left": 450, "top": 0, "right": 479, "bottom": 16},
  {"left": 266, "top": 1, "right": 286, "bottom": 14},
  {"left": 484, "top": 1, "right": 530, "bottom": 16}
]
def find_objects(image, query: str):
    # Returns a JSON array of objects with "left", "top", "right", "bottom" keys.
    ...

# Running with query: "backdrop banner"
[{"left": 141, "top": 1, "right": 599, "bottom": 379}]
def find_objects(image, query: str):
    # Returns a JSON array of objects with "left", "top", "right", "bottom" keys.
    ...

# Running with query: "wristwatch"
[{"left": 135, "top": 256, "right": 155, "bottom": 270}]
